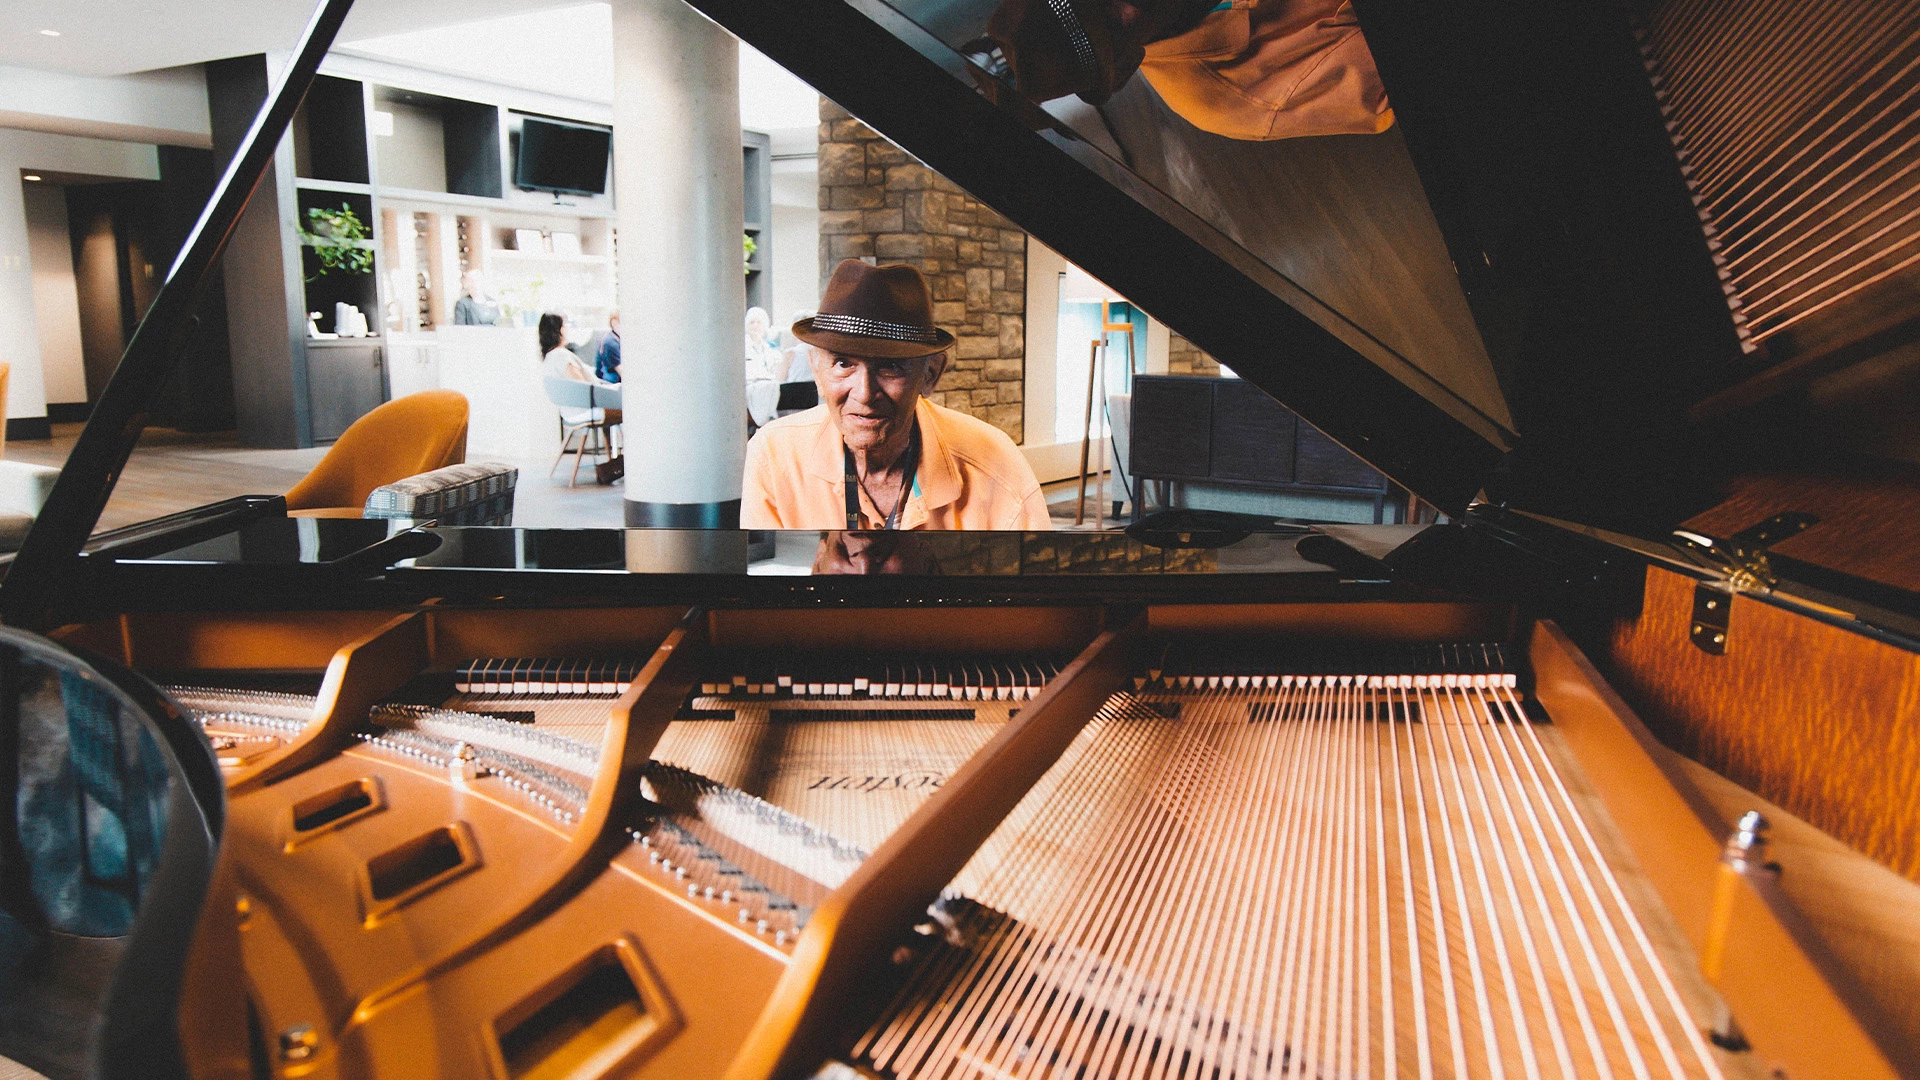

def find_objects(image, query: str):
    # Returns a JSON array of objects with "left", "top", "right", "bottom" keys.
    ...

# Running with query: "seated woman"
[
  {"left": 540, "top": 312, "right": 620, "bottom": 432},
  {"left": 541, "top": 313, "right": 592, "bottom": 382}
]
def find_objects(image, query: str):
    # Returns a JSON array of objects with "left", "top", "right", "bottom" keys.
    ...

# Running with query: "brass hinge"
[
  {"left": 1690, "top": 584, "right": 1732, "bottom": 654},
  {"left": 1672, "top": 511, "right": 1819, "bottom": 655}
]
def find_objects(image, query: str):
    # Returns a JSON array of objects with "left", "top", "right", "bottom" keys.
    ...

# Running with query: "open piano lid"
[{"left": 687, "top": 0, "right": 1742, "bottom": 537}]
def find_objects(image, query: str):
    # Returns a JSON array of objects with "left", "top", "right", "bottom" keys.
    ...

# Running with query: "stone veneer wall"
[
  {"left": 816, "top": 99, "right": 1029, "bottom": 442},
  {"left": 1168, "top": 332, "right": 1222, "bottom": 376}
]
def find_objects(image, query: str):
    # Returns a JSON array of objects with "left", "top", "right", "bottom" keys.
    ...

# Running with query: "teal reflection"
[{"left": 2, "top": 652, "right": 171, "bottom": 941}]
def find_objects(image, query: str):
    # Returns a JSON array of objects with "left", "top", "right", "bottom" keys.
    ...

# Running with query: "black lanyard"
[{"left": 844, "top": 426, "right": 920, "bottom": 530}]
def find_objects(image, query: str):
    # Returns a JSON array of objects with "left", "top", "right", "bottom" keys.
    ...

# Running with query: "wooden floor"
[
  {"left": 9, "top": 425, "right": 329, "bottom": 533},
  {"left": 8, "top": 425, "right": 1115, "bottom": 534}
]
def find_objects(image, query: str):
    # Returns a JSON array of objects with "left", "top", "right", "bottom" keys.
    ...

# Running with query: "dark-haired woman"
[
  {"left": 540, "top": 312, "right": 623, "bottom": 469},
  {"left": 540, "top": 312, "right": 595, "bottom": 426},
  {"left": 539, "top": 313, "right": 591, "bottom": 381}
]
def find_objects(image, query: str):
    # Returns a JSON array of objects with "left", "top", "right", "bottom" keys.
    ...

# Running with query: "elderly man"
[{"left": 741, "top": 260, "right": 1050, "bottom": 530}]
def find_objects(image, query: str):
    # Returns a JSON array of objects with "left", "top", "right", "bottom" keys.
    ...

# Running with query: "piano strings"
[{"left": 853, "top": 666, "right": 1728, "bottom": 1080}]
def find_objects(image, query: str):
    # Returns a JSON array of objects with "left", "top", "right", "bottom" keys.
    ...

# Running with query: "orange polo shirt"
[
  {"left": 741, "top": 399, "right": 1051, "bottom": 530},
  {"left": 1139, "top": 0, "right": 1393, "bottom": 142}
]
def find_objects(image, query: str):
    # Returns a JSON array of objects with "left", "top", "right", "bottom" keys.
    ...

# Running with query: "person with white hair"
[{"left": 745, "top": 306, "right": 784, "bottom": 429}]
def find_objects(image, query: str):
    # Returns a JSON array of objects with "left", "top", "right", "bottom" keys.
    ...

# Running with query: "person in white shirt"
[
  {"left": 745, "top": 306, "right": 784, "bottom": 429},
  {"left": 540, "top": 312, "right": 609, "bottom": 427}
]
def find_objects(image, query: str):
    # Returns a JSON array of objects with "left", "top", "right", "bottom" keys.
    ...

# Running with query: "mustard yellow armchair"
[{"left": 284, "top": 390, "right": 469, "bottom": 515}]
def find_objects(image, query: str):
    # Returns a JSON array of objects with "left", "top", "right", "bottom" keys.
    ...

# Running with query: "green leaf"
[{"left": 299, "top": 203, "right": 374, "bottom": 281}]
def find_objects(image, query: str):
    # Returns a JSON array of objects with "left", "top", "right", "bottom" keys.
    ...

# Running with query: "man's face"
[{"left": 813, "top": 349, "right": 947, "bottom": 455}]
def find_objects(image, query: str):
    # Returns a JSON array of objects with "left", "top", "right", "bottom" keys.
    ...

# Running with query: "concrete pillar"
[{"left": 613, "top": 0, "right": 747, "bottom": 527}]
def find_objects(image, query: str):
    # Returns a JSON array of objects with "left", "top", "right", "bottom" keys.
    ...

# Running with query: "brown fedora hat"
[{"left": 792, "top": 260, "right": 957, "bottom": 359}]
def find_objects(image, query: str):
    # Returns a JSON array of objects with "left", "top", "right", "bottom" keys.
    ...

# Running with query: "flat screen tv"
[{"left": 514, "top": 116, "right": 612, "bottom": 196}]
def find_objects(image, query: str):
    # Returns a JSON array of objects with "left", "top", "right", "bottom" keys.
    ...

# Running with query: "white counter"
[{"left": 388, "top": 327, "right": 570, "bottom": 461}]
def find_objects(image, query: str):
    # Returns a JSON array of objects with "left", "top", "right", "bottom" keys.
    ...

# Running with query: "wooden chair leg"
[
  {"left": 551, "top": 427, "right": 580, "bottom": 478},
  {"left": 570, "top": 430, "right": 589, "bottom": 487}
]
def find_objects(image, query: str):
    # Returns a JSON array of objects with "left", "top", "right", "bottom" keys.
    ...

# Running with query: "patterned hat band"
[
  {"left": 1045, "top": 0, "right": 1100, "bottom": 78},
  {"left": 809, "top": 312, "right": 946, "bottom": 345}
]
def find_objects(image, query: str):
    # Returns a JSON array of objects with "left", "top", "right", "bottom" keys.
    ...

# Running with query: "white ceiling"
[
  {"left": 3, "top": 0, "right": 607, "bottom": 78},
  {"left": 5, "top": 1, "right": 822, "bottom": 157},
  {"left": 344, "top": 5, "right": 821, "bottom": 144}
]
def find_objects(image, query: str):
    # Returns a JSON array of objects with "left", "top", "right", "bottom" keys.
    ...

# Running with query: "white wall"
[
  {"left": 1024, "top": 241, "right": 1066, "bottom": 475},
  {"left": 1021, "top": 239, "right": 1175, "bottom": 483},
  {"left": 23, "top": 182, "right": 84, "bottom": 405},
  {"left": 0, "top": 64, "right": 208, "bottom": 147},
  {"left": 769, "top": 201, "right": 817, "bottom": 334},
  {"left": 0, "top": 131, "right": 158, "bottom": 424}
]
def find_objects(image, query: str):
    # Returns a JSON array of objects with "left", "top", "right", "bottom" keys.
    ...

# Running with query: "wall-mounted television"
[{"left": 513, "top": 115, "right": 612, "bottom": 196}]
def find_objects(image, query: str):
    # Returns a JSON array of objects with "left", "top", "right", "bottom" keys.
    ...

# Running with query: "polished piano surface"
[{"left": 4, "top": 0, "right": 1919, "bottom": 1077}]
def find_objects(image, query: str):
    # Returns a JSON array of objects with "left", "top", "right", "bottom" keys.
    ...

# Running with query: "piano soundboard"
[
  {"left": 847, "top": 639, "right": 1739, "bottom": 1080},
  {"left": 165, "top": 636, "right": 1745, "bottom": 1077}
]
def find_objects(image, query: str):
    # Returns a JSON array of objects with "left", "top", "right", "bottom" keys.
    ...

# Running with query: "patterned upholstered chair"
[{"left": 363, "top": 462, "right": 518, "bottom": 526}]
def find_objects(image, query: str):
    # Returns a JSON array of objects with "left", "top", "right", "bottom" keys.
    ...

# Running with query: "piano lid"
[{"left": 685, "top": 0, "right": 1744, "bottom": 533}]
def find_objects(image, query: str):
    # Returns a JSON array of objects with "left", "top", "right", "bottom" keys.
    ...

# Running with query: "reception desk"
[{"left": 388, "top": 327, "right": 574, "bottom": 461}]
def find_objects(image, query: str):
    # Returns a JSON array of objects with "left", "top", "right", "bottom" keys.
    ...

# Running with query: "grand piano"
[{"left": 1, "top": 0, "right": 1917, "bottom": 1078}]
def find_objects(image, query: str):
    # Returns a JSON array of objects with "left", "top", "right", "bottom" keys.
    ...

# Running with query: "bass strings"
[{"left": 854, "top": 669, "right": 1729, "bottom": 1080}]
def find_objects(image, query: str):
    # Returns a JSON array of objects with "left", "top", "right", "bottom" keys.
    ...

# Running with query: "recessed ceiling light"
[
  {"left": 22, "top": 175, "right": 41, "bottom": 182},
  {"left": 38, "top": 29, "right": 60, "bottom": 37}
]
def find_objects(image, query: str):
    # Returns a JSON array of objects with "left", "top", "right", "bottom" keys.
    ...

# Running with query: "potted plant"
[{"left": 299, "top": 204, "right": 374, "bottom": 282}]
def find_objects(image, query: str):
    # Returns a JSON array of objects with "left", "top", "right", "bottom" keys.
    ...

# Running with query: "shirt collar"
[{"left": 805, "top": 397, "right": 963, "bottom": 515}]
